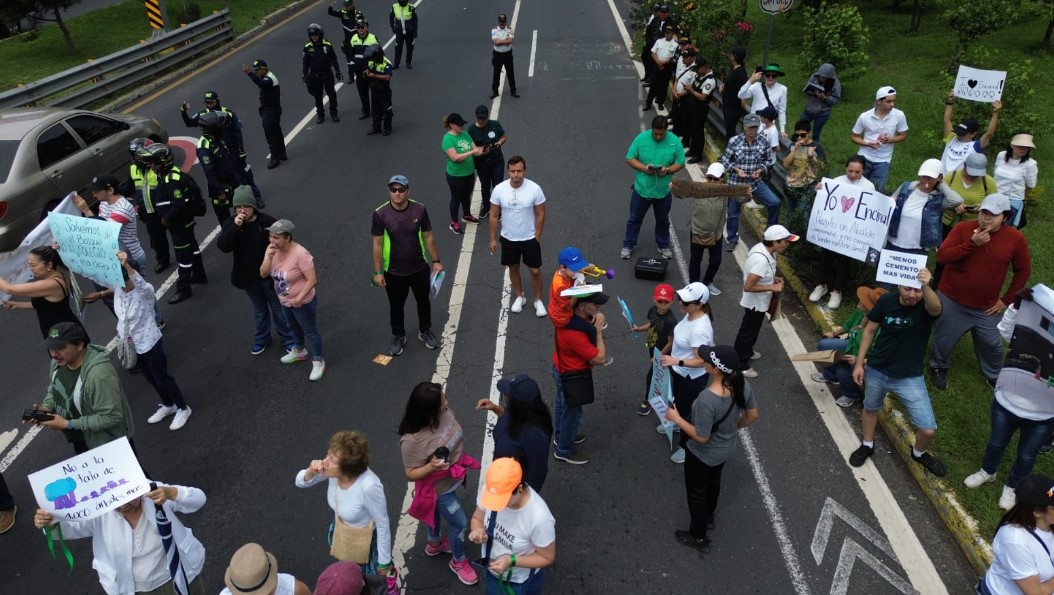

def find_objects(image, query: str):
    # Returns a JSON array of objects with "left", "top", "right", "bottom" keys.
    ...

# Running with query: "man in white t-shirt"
[
  {"left": 734, "top": 225, "right": 797, "bottom": 378},
  {"left": 488, "top": 156, "right": 547, "bottom": 317},
  {"left": 851, "top": 86, "right": 909, "bottom": 193}
]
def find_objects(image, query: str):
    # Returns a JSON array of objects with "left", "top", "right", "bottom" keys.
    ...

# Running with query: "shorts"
[
  {"left": 500, "top": 237, "right": 542, "bottom": 268},
  {"left": 861, "top": 366, "right": 937, "bottom": 431}
]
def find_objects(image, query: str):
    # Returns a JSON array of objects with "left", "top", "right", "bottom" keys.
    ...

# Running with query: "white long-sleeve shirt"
[
  {"left": 738, "top": 80, "right": 788, "bottom": 132},
  {"left": 295, "top": 467, "right": 393, "bottom": 565},
  {"left": 114, "top": 270, "right": 162, "bottom": 354}
]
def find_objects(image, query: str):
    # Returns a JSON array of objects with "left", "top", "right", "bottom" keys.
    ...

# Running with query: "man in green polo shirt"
[{"left": 622, "top": 115, "right": 686, "bottom": 260}]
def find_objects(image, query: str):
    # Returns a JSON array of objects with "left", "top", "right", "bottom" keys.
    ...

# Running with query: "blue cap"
[
  {"left": 496, "top": 374, "right": 542, "bottom": 402},
  {"left": 388, "top": 174, "right": 410, "bottom": 187},
  {"left": 558, "top": 246, "right": 587, "bottom": 272}
]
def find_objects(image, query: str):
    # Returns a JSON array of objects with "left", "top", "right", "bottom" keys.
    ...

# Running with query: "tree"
[
  {"left": 9, "top": 0, "right": 82, "bottom": 53},
  {"left": 942, "top": 0, "right": 1018, "bottom": 57},
  {"left": 797, "top": 2, "right": 871, "bottom": 82}
]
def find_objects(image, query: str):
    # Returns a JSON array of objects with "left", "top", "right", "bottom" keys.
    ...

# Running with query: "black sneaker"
[
  {"left": 985, "top": 377, "right": 996, "bottom": 390},
  {"left": 931, "top": 368, "right": 948, "bottom": 390},
  {"left": 849, "top": 444, "right": 874, "bottom": 467},
  {"left": 911, "top": 451, "right": 947, "bottom": 477},
  {"left": 674, "top": 530, "right": 710, "bottom": 553},
  {"left": 390, "top": 335, "right": 407, "bottom": 356},
  {"left": 316, "top": 113, "right": 325, "bottom": 124},
  {"left": 1040, "top": 441, "right": 1054, "bottom": 455},
  {"left": 705, "top": 516, "right": 715, "bottom": 531},
  {"left": 418, "top": 330, "right": 439, "bottom": 349},
  {"left": 637, "top": 402, "right": 652, "bottom": 416}
]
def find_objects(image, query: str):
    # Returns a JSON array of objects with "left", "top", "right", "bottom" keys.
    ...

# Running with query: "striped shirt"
[{"left": 98, "top": 197, "right": 145, "bottom": 261}]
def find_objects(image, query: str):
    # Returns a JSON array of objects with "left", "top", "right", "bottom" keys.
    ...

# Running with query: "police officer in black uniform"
[
  {"left": 196, "top": 112, "right": 246, "bottom": 225},
  {"left": 389, "top": 0, "right": 417, "bottom": 69},
  {"left": 365, "top": 46, "right": 394, "bottom": 136},
  {"left": 242, "top": 59, "right": 287, "bottom": 169},
  {"left": 349, "top": 20, "right": 379, "bottom": 120},
  {"left": 327, "top": 0, "right": 365, "bottom": 79},
  {"left": 642, "top": 4, "right": 676, "bottom": 86},
  {"left": 303, "top": 23, "right": 343, "bottom": 124},
  {"left": 180, "top": 91, "right": 263, "bottom": 204},
  {"left": 119, "top": 138, "right": 171, "bottom": 273},
  {"left": 146, "top": 144, "right": 207, "bottom": 304}
]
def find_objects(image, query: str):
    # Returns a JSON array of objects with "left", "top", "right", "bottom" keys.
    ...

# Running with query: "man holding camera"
[{"left": 621, "top": 115, "right": 685, "bottom": 260}]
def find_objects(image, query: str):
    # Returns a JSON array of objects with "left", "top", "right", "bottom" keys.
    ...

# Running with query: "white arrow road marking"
[
  {"left": 832, "top": 539, "right": 917, "bottom": 595},
  {"left": 812, "top": 497, "right": 915, "bottom": 594},
  {"left": 812, "top": 497, "right": 896, "bottom": 563}
]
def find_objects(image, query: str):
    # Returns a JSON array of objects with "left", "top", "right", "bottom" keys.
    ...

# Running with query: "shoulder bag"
[{"left": 329, "top": 486, "right": 375, "bottom": 564}]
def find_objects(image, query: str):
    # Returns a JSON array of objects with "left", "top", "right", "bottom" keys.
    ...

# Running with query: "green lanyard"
[{"left": 44, "top": 524, "right": 75, "bottom": 573}]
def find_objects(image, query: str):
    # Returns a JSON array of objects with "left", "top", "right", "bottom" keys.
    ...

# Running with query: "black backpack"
[{"left": 183, "top": 173, "right": 207, "bottom": 217}]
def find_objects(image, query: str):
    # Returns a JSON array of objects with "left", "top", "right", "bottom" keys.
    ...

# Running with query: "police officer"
[
  {"left": 241, "top": 59, "right": 287, "bottom": 169},
  {"left": 327, "top": 0, "right": 365, "bottom": 78},
  {"left": 490, "top": 13, "right": 518, "bottom": 99},
  {"left": 389, "top": 0, "right": 417, "bottom": 69},
  {"left": 119, "top": 138, "right": 171, "bottom": 273},
  {"left": 146, "top": 144, "right": 207, "bottom": 304},
  {"left": 180, "top": 91, "right": 263, "bottom": 203},
  {"left": 196, "top": 112, "right": 244, "bottom": 225},
  {"left": 348, "top": 20, "right": 379, "bottom": 120},
  {"left": 303, "top": 23, "right": 343, "bottom": 124},
  {"left": 364, "top": 46, "right": 394, "bottom": 136}
]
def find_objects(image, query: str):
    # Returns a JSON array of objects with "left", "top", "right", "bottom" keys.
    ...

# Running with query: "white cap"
[
  {"left": 875, "top": 85, "right": 896, "bottom": 100},
  {"left": 917, "top": 158, "right": 943, "bottom": 179},
  {"left": 762, "top": 224, "right": 799, "bottom": 242},
  {"left": 675, "top": 282, "right": 710, "bottom": 304},
  {"left": 979, "top": 193, "right": 1011, "bottom": 214},
  {"left": 705, "top": 162, "right": 726, "bottom": 179}
]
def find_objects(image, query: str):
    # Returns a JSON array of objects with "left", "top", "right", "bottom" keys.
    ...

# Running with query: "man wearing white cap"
[
  {"left": 851, "top": 85, "right": 909, "bottom": 193},
  {"left": 929, "top": 193, "right": 1031, "bottom": 390},
  {"left": 733, "top": 225, "right": 796, "bottom": 378}
]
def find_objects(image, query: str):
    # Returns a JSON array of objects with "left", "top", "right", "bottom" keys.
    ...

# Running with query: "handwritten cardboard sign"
[
  {"left": 649, "top": 348, "right": 676, "bottom": 448},
  {"left": 807, "top": 178, "right": 895, "bottom": 262},
  {"left": 876, "top": 249, "right": 926, "bottom": 289},
  {"left": 954, "top": 65, "right": 1006, "bottom": 103},
  {"left": 48, "top": 212, "right": 123, "bottom": 289},
  {"left": 28, "top": 437, "right": 150, "bottom": 522}
]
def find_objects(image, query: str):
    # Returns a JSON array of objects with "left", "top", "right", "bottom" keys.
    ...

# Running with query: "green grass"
[{"left": 0, "top": 0, "right": 292, "bottom": 93}]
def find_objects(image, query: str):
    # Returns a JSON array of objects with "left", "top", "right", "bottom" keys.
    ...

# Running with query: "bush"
[{"left": 797, "top": 2, "right": 871, "bottom": 83}]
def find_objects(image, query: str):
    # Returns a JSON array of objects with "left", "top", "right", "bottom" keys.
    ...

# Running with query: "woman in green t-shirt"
[{"left": 441, "top": 113, "right": 483, "bottom": 235}]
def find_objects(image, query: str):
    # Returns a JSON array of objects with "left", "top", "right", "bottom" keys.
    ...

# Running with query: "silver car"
[{"left": 0, "top": 108, "right": 168, "bottom": 252}]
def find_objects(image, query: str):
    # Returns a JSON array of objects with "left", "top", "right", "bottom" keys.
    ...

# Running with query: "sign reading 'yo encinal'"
[
  {"left": 759, "top": 0, "right": 794, "bottom": 15},
  {"left": 954, "top": 65, "right": 1006, "bottom": 103},
  {"left": 807, "top": 178, "right": 895, "bottom": 262}
]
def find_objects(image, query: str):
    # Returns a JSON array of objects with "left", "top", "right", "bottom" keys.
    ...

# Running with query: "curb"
[{"left": 102, "top": 0, "right": 320, "bottom": 112}]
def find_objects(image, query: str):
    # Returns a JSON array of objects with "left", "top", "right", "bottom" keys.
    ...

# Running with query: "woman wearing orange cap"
[{"left": 468, "top": 458, "right": 556, "bottom": 594}]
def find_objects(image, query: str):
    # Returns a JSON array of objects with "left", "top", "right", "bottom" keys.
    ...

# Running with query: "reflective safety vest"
[
  {"left": 130, "top": 164, "right": 159, "bottom": 212},
  {"left": 367, "top": 57, "right": 394, "bottom": 89},
  {"left": 375, "top": 199, "right": 426, "bottom": 271},
  {"left": 391, "top": 3, "right": 415, "bottom": 33}
]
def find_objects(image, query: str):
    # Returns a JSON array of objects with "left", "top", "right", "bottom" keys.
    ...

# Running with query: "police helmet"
[
  {"left": 355, "top": 19, "right": 368, "bottom": 29},
  {"left": 365, "top": 44, "right": 384, "bottom": 62},
  {"left": 198, "top": 110, "right": 228, "bottom": 130},
  {"left": 343, "top": 0, "right": 354, "bottom": 5},
  {"left": 145, "top": 144, "right": 174, "bottom": 170},
  {"left": 307, "top": 23, "right": 323, "bottom": 37},
  {"left": 128, "top": 137, "right": 152, "bottom": 160},
  {"left": 203, "top": 90, "right": 219, "bottom": 104}
]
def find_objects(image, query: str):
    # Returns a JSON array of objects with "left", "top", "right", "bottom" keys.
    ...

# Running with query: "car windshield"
[{"left": 0, "top": 140, "right": 16, "bottom": 183}]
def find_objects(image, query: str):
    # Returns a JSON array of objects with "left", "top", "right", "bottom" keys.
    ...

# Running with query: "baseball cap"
[
  {"left": 88, "top": 173, "right": 118, "bottom": 191},
  {"left": 496, "top": 374, "right": 542, "bottom": 403},
  {"left": 700, "top": 345, "right": 740, "bottom": 375},
  {"left": 693, "top": 57, "right": 709, "bottom": 69},
  {"left": 954, "top": 117, "right": 980, "bottom": 136},
  {"left": 250, "top": 59, "right": 268, "bottom": 69},
  {"left": 314, "top": 561, "right": 364, "bottom": 595},
  {"left": 653, "top": 283, "right": 674, "bottom": 302},
  {"left": 742, "top": 113, "right": 761, "bottom": 128},
  {"left": 855, "top": 286, "right": 888, "bottom": 311},
  {"left": 203, "top": 90, "right": 219, "bottom": 102},
  {"left": 979, "top": 193, "right": 1011, "bottom": 214},
  {"left": 705, "top": 162, "right": 726, "bottom": 179},
  {"left": 475, "top": 104, "right": 489, "bottom": 118},
  {"left": 576, "top": 291, "right": 610, "bottom": 306},
  {"left": 1011, "top": 133, "right": 1036, "bottom": 149},
  {"left": 558, "top": 246, "right": 588, "bottom": 271},
  {"left": 917, "top": 158, "right": 943, "bottom": 179},
  {"left": 446, "top": 112, "right": 468, "bottom": 127},
  {"left": 498, "top": 13, "right": 507, "bottom": 21},
  {"left": 663, "top": 24, "right": 675, "bottom": 33},
  {"left": 480, "top": 458, "right": 523, "bottom": 511},
  {"left": 758, "top": 106, "right": 778, "bottom": 122},
  {"left": 388, "top": 174, "right": 410, "bottom": 187},
  {"left": 232, "top": 186, "right": 256, "bottom": 208},
  {"left": 658, "top": 4, "right": 670, "bottom": 11},
  {"left": 1015, "top": 474, "right": 1054, "bottom": 508},
  {"left": 875, "top": 86, "right": 896, "bottom": 100},
  {"left": 266, "top": 219, "right": 295, "bottom": 234},
  {"left": 675, "top": 282, "right": 709, "bottom": 304},
  {"left": 964, "top": 152, "right": 988, "bottom": 177},
  {"left": 763, "top": 224, "right": 799, "bottom": 242},
  {"left": 43, "top": 322, "right": 89, "bottom": 350}
]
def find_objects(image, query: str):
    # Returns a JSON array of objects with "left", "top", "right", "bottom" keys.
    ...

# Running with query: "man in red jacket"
[{"left": 930, "top": 193, "right": 1031, "bottom": 389}]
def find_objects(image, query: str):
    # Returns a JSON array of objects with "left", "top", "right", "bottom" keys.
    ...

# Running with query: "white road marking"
[
  {"left": 811, "top": 497, "right": 914, "bottom": 594},
  {"left": 528, "top": 30, "right": 538, "bottom": 77}
]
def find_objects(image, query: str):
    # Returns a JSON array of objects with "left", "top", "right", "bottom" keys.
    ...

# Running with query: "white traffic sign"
[
  {"left": 811, "top": 498, "right": 916, "bottom": 595},
  {"left": 759, "top": 0, "right": 794, "bottom": 15}
]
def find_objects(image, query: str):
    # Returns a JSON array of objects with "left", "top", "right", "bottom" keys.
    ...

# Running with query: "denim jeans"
[
  {"left": 981, "top": 399, "right": 1054, "bottom": 488},
  {"left": 862, "top": 158, "right": 891, "bottom": 194},
  {"left": 817, "top": 338, "right": 860, "bottom": 399},
  {"left": 552, "top": 364, "right": 584, "bottom": 457},
  {"left": 861, "top": 367, "right": 936, "bottom": 430},
  {"left": 139, "top": 338, "right": 187, "bottom": 409},
  {"left": 800, "top": 110, "right": 831, "bottom": 143},
  {"left": 283, "top": 296, "right": 323, "bottom": 360},
  {"left": 485, "top": 569, "right": 545, "bottom": 594},
  {"left": 752, "top": 181, "right": 782, "bottom": 226},
  {"left": 726, "top": 197, "right": 742, "bottom": 245},
  {"left": 428, "top": 488, "right": 468, "bottom": 562},
  {"left": 245, "top": 277, "right": 295, "bottom": 348},
  {"left": 622, "top": 190, "right": 672, "bottom": 250}
]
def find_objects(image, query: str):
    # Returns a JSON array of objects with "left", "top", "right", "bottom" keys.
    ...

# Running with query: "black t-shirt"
[
  {"left": 866, "top": 292, "right": 939, "bottom": 378},
  {"left": 645, "top": 306, "right": 678, "bottom": 353},
  {"left": 371, "top": 200, "right": 432, "bottom": 276},
  {"left": 466, "top": 120, "right": 505, "bottom": 164},
  {"left": 493, "top": 415, "right": 550, "bottom": 492},
  {"left": 722, "top": 65, "right": 748, "bottom": 111}
]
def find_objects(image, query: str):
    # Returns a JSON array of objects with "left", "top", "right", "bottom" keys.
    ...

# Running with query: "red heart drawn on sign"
[{"left": 841, "top": 196, "right": 855, "bottom": 213}]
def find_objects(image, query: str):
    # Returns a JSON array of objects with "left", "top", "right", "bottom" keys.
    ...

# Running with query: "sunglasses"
[
  {"left": 793, "top": 133, "right": 807, "bottom": 139},
  {"left": 388, "top": 186, "right": 408, "bottom": 193},
  {"left": 764, "top": 73, "right": 779, "bottom": 79}
]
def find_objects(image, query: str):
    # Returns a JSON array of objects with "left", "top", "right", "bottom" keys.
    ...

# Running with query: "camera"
[
  {"left": 432, "top": 446, "right": 450, "bottom": 463},
  {"left": 647, "top": 164, "right": 662, "bottom": 173},
  {"left": 22, "top": 408, "right": 54, "bottom": 422},
  {"left": 755, "top": 65, "right": 765, "bottom": 74}
]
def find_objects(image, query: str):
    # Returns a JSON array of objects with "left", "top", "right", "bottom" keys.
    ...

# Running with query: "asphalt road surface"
[{"left": 0, "top": 0, "right": 982, "bottom": 593}]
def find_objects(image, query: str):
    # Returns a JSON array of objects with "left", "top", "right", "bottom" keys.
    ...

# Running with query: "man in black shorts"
[{"left": 487, "top": 155, "right": 548, "bottom": 317}]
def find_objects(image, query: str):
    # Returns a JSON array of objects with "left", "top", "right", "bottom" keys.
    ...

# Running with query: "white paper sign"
[
  {"left": 649, "top": 348, "right": 676, "bottom": 449},
  {"left": 954, "top": 65, "right": 1007, "bottom": 103},
  {"left": 807, "top": 178, "right": 895, "bottom": 262},
  {"left": 876, "top": 249, "right": 927, "bottom": 289},
  {"left": 28, "top": 437, "right": 150, "bottom": 522}
]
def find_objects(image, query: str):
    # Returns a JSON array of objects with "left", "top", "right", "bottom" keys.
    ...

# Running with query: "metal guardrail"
[{"left": 0, "top": 9, "right": 232, "bottom": 109}]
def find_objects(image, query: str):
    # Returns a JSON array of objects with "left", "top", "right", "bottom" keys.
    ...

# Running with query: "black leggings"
[
  {"left": 688, "top": 240, "right": 723, "bottom": 284},
  {"left": 684, "top": 448, "right": 724, "bottom": 539},
  {"left": 447, "top": 173, "right": 475, "bottom": 222}
]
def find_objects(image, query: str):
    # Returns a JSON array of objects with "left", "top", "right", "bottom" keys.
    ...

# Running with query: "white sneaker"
[
  {"left": 811, "top": 371, "right": 834, "bottom": 384},
  {"left": 827, "top": 290, "right": 843, "bottom": 309},
  {"left": 706, "top": 283, "right": 722, "bottom": 296},
  {"left": 745, "top": 199, "right": 764, "bottom": 209},
  {"left": 656, "top": 423, "right": 679, "bottom": 434},
  {"left": 534, "top": 300, "right": 546, "bottom": 317},
  {"left": 809, "top": 284, "right": 829, "bottom": 302},
  {"left": 147, "top": 405, "right": 177, "bottom": 424},
  {"left": 169, "top": 407, "right": 192, "bottom": 431},
  {"left": 620, "top": 247, "right": 632, "bottom": 259},
  {"left": 280, "top": 347, "right": 308, "bottom": 364},
  {"left": 964, "top": 469, "right": 997, "bottom": 489},
  {"left": 511, "top": 296, "right": 526, "bottom": 313},
  {"left": 310, "top": 359, "right": 326, "bottom": 381},
  {"left": 671, "top": 448, "right": 686, "bottom": 463},
  {"left": 999, "top": 485, "right": 1017, "bottom": 510},
  {"left": 742, "top": 368, "right": 759, "bottom": 378},
  {"left": 751, "top": 351, "right": 762, "bottom": 360}
]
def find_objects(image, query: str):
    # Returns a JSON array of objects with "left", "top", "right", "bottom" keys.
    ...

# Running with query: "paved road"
[{"left": 0, "top": 0, "right": 981, "bottom": 593}]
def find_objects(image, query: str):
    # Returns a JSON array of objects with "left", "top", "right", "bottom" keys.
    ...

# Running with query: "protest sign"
[
  {"left": 618, "top": 296, "right": 638, "bottom": 338},
  {"left": 997, "top": 284, "right": 1054, "bottom": 396},
  {"left": 876, "top": 249, "right": 926, "bottom": 289},
  {"left": 649, "top": 347, "right": 676, "bottom": 448},
  {"left": 28, "top": 437, "right": 150, "bottom": 522},
  {"left": 0, "top": 193, "right": 82, "bottom": 304},
  {"left": 807, "top": 178, "right": 895, "bottom": 262},
  {"left": 48, "top": 212, "right": 123, "bottom": 289},
  {"left": 954, "top": 65, "right": 1006, "bottom": 103}
]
